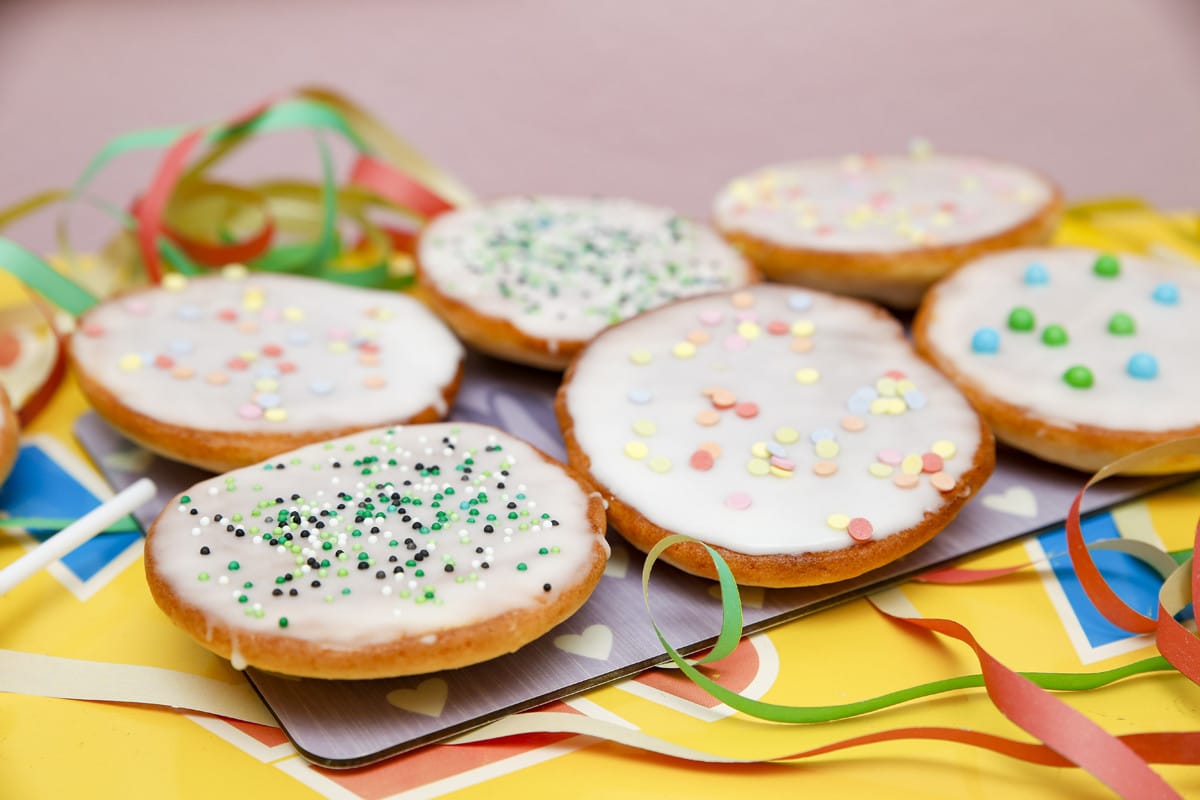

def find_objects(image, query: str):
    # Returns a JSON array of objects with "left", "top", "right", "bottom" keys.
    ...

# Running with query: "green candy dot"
[
  {"left": 227, "top": 561, "right": 240, "bottom": 571},
  {"left": 180, "top": 495, "right": 191, "bottom": 504},
  {"left": 278, "top": 618, "right": 289, "bottom": 629},
  {"left": 517, "top": 562, "right": 528, "bottom": 571},
  {"left": 1108, "top": 312, "right": 1135, "bottom": 335},
  {"left": 1093, "top": 253, "right": 1121, "bottom": 278},
  {"left": 1063, "top": 365, "right": 1094, "bottom": 389},
  {"left": 1041, "top": 324, "right": 1068, "bottom": 346},
  {"left": 1007, "top": 306, "right": 1035, "bottom": 332}
]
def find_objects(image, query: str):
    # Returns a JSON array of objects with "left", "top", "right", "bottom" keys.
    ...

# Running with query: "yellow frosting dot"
[
  {"left": 901, "top": 454, "right": 924, "bottom": 475},
  {"left": 624, "top": 441, "right": 649, "bottom": 460},
  {"left": 750, "top": 441, "right": 770, "bottom": 459},
  {"left": 826, "top": 514, "right": 850, "bottom": 531},
  {"left": 931, "top": 440, "right": 957, "bottom": 459},
  {"left": 264, "top": 408, "right": 288, "bottom": 423},
  {"left": 791, "top": 320, "right": 815, "bottom": 337},
  {"left": 162, "top": 273, "right": 188, "bottom": 292},
  {"left": 794, "top": 368, "right": 821, "bottom": 385},
  {"left": 118, "top": 353, "right": 142, "bottom": 372},
  {"left": 875, "top": 377, "right": 898, "bottom": 397},
  {"left": 222, "top": 264, "right": 248, "bottom": 280},
  {"left": 896, "top": 379, "right": 917, "bottom": 394},
  {"left": 736, "top": 322, "right": 761, "bottom": 340},
  {"left": 672, "top": 341, "right": 697, "bottom": 359},
  {"left": 630, "top": 349, "right": 653, "bottom": 365},
  {"left": 868, "top": 462, "right": 894, "bottom": 478},
  {"left": 774, "top": 427, "right": 799, "bottom": 444},
  {"left": 769, "top": 466, "right": 794, "bottom": 479},
  {"left": 649, "top": 457, "right": 672, "bottom": 473},
  {"left": 242, "top": 290, "right": 264, "bottom": 311},
  {"left": 283, "top": 306, "right": 305, "bottom": 321},
  {"left": 746, "top": 458, "right": 770, "bottom": 476},
  {"left": 886, "top": 397, "right": 908, "bottom": 414},
  {"left": 633, "top": 419, "right": 657, "bottom": 437},
  {"left": 814, "top": 439, "right": 839, "bottom": 459},
  {"left": 328, "top": 341, "right": 350, "bottom": 354},
  {"left": 238, "top": 349, "right": 258, "bottom": 362},
  {"left": 255, "top": 378, "right": 279, "bottom": 392}
]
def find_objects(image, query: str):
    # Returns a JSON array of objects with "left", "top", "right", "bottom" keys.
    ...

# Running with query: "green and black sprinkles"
[
  {"left": 172, "top": 427, "right": 572, "bottom": 632},
  {"left": 426, "top": 198, "right": 741, "bottom": 326}
]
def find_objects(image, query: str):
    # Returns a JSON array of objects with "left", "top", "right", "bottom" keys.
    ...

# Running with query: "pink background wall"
[{"left": 1, "top": 0, "right": 1197, "bottom": 251}]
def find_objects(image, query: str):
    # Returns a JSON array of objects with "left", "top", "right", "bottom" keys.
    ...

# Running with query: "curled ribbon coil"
[{"left": 0, "top": 87, "right": 470, "bottom": 315}]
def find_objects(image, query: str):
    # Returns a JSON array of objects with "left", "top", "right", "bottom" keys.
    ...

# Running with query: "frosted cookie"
[
  {"left": 144, "top": 423, "right": 609, "bottom": 679},
  {"left": 69, "top": 269, "right": 464, "bottom": 472},
  {"left": 0, "top": 387, "right": 17, "bottom": 486},
  {"left": 713, "top": 152, "right": 1062, "bottom": 308},
  {"left": 556, "top": 285, "right": 993, "bottom": 587},
  {"left": 416, "top": 196, "right": 756, "bottom": 369},
  {"left": 915, "top": 247, "right": 1200, "bottom": 473}
]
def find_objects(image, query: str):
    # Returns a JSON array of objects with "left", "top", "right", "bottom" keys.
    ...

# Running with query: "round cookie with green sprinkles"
[
  {"left": 415, "top": 196, "right": 757, "bottom": 370},
  {"left": 144, "top": 422, "right": 609, "bottom": 679},
  {"left": 556, "top": 284, "right": 994, "bottom": 588},
  {"left": 914, "top": 247, "right": 1200, "bottom": 473}
]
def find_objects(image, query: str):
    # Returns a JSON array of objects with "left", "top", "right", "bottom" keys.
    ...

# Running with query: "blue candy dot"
[
  {"left": 971, "top": 327, "right": 1000, "bottom": 354},
  {"left": 788, "top": 292, "right": 814, "bottom": 311},
  {"left": 309, "top": 381, "right": 335, "bottom": 396},
  {"left": 1127, "top": 352, "right": 1158, "bottom": 380},
  {"left": 903, "top": 390, "right": 928, "bottom": 410},
  {"left": 766, "top": 441, "right": 787, "bottom": 457},
  {"left": 626, "top": 388, "right": 653, "bottom": 405},
  {"left": 809, "top": 428, "right": 836, "bottom": 444},
  {"left": 1023, "top": 263, "right": 1049, "bottom": 286},
  {"left": 1152, "top": 282, "right": 1179, "bottom": 306},
  {"left": 256, "top": 393, "right": 282, "bottom": 408}
]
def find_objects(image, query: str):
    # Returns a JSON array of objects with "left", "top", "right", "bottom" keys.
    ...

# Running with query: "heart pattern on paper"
[
  {"left": 981, "top": 485, "right": 1038, "bottom": 519},
  {"left": 386, "top": 678, "right": 449, "bottom": 718},
  {"left": 101, "top": 447, "right": 155, "bottom": 474},
  {"left": 708, "top": 583, "right": 765, "bottom": 608},
  {"left": 554, "top": 624, "right": 614, "bottom": 661},
  {"left": 603, "top": 543, "right": 629, "bottom": 579}
]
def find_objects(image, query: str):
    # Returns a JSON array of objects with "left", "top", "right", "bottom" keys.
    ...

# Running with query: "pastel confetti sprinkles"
[
  {"left": 561, "top": 284, "right": 986, "bottom": 581},
  {"left": 71, "top": 274, "right": 464, "bottom": 459}
]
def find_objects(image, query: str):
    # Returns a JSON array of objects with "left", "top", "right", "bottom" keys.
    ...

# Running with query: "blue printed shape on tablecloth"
[
  {"left": 0, "top": 442, "right": 142, "bottom": 585},
  {"left": 1035, "top": 512, "right": 1163, "bottom": 651}
]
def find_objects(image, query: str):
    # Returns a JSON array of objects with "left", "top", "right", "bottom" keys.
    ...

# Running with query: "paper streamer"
[
  {"left": 0, "top": 88, "right": 468, "bottom": 314},
  {"left": 637, "top": 456, "right": 1198, "bottom": 798},
  {"left": 0, "top": 649, "right": 275, "bottom": 727}
]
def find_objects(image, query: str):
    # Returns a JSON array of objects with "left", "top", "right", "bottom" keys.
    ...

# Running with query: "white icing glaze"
[
  {"left": 418, "top": 196, "right": 753, "bottom": 341},
  {"left": 922, "top": 247, "right": 1200, "bottom": 432},
  {"left": 148, "top": 423, "right": 603, "bottom": 646},
  {"left": 72, "top": 271, "right": 463, "bottom": 434},
  {"left": 563, "top": 285, "right": 984, "bottom": 556},
  {"left": 713, "top": 154, "right": 1053, "bottom": 252}
]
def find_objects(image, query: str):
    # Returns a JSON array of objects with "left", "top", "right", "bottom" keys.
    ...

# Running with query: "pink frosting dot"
[
  {"left": 724, "top": 492, "right": 752, "bottom": 511},
  {"left": 261, "top": 308, "right": 281, "bottom": 322},
  {"left": 238, "top": 404, "right": 263, "bottom": 420},
  {"left": 327, "top": 327, "right": 351, "bottom": 340},
  {"left": 123, "top": 299, "right": 150, "bottom": 315},
  {"left": 81, "top": 321, "right": 105, "bottom": 337},
  {"left": 699, "top": 310, "right": 723, "bottom": 326},
  {"left": 877, "top": 448, "right": 903, "bottom": 466},
  {"left": 848, "top": 517, "right": 874, "bottom": 542},
  {"left": 736, "top": 310, "right": 758, "bottom": 322}
]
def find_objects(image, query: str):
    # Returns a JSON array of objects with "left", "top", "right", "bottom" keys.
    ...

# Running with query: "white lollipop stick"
[{"left": 0, "top": 477, "right": 157, "bottom": 596}]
